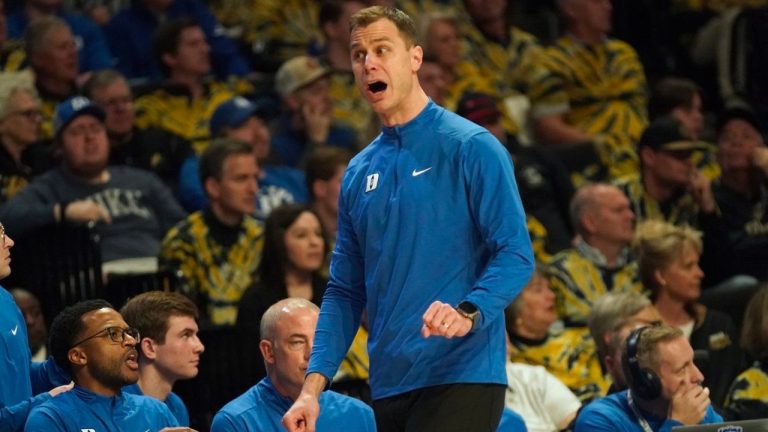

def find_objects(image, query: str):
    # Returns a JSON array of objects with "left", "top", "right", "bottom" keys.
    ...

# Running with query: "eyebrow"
[{"left": 351, "top": 36, "right": 395, "bottom": 48}]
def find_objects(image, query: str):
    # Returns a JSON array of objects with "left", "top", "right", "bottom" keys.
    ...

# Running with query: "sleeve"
[
  {"left": 23, "top": 405, "right": 63, "bottom": 432},
  {"left": 76, "top": 18, "right": 113, "bottom": 71},
  {"left": 574, "top": 406, "right": 632, "bottom": 432},
  {"left": 542, "top": 367, "right": 582, "bottom": 426},
  {"left": 29, "top": 358, "right": 70, "bottom": 395},
  {"left": 0, "top": 181, "right": 58, "bottom": 238},
  {"left": 0, "top": 393, "right": 51, "bottom": 432},
  {"left": 210, "top": 412, "right": 237, "bottom": 432},
  {"left": 306, "top": 171, "right": 367, "bottom": 383},
  {"left": 461, "top": 132, "right": 535, "bottom": 330},
  {"left": 176, "top": 156, "right": 209, "bottom": 212}
]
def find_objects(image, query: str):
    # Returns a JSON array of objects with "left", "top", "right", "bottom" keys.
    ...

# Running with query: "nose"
[
  {"left": 124, "top": 332, "right": 138, "bottom": 347},
  {"left": 691, "top": 364, "right": 705, "bottom": 384},
  {"left": 363, "top": 54, "right": 378, "bottom": 73},
  {"left": 5, "top": 234, "right": 14, "bottom": 248},
  {"left": 194, "top": 336, "right": 205, "bottom": 353}
]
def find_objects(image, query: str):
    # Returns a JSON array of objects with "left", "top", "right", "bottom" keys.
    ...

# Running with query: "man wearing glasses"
[
  {"left": 0, "top": 222, "right": 72, "bottom": 432},
  {"left": 24, "top": 299, "right": 182, "bottom": 431}
]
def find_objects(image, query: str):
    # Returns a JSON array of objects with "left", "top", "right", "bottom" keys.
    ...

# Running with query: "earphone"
[{"left": 622, "top": 326, "right": 662, "bottom": 400}]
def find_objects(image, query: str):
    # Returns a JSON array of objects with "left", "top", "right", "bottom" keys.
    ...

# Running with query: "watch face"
[{"left": 458, "top": 302, "right": 478, "bottom": 315}]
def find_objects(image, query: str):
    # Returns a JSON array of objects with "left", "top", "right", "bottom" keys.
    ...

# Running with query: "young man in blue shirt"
[
  {"left": 120, "top": 291, "right": 206, "bottom": 426},
  {"left": 283, "top": 6, "right": 534, "bottom": 432},
  {"left": 212, "top": 298, "right": 375, "bottom": 431},
  {"left": 24, "top": 300, "right": 179, "bottom": 431},
  {"left": 576, "top": 325, "right": 723, "bottom": 431}
]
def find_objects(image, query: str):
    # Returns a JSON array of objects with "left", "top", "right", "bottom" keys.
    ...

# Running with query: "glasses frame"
[{"left": 70, "top": 326, "right": 140, "bottom": 349}]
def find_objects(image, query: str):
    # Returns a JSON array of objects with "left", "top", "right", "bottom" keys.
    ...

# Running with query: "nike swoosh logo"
[
  {"left": 412, "top": 167, "right": 432, "bottom": 176},
  {"left": 11, "top": 325, "right": 17, "bottom": 336}
]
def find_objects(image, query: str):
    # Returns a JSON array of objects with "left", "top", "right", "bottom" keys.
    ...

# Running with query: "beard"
[{"left": 89, "top": 351, "right": 138, "bottom": 391}]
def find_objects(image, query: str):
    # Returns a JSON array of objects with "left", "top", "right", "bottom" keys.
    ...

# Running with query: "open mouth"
[
  {"left": 368, "top": 81, "right": 387, "bottom": 93},
  {"left": 125, "top": 351, "right": 139, "bottom": 370}
]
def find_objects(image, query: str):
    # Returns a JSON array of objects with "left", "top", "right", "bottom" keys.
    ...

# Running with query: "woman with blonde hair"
[{"left": 633, "top": 219, "right": 743, "bottom": 409}]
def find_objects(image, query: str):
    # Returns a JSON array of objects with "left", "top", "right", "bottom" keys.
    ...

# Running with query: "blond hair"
[
  {"left": 0, "top": 71, "right": 38, "bottom": 119},
  {"left": 633, "top": 220, "right": 702, "bottom": 293}
]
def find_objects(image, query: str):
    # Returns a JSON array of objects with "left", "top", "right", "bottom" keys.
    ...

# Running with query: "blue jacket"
[
  {"left": 575, "top": 391, "right": 723, "bottom": 432},
  {"left": 105, "top": 0, "right": 249, "bottom": 81},
  {"left": 24, "top": 386, "right": 178, "bottom": 431},
  {"left": 123, "top": 383, "right": 189, "bottom": 427},
  {"left": 270, "top": 113, "right": 358, "bottom": 168},
  {"left": 308, "top": 101, "right": 534, "bottom": 399},
  {"left": 211, "top": 377, "right": 375, "bottom": 431},
  {"left": 7, "top": 11, "right": 112, "bottom": 73},
  {"left": 0, "top": 286, "right": 68, "bottom": 432}
]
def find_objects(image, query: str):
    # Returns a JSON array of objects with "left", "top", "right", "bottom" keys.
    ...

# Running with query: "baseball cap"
[
  {"left": 274, "top": 56, "right": 331, "bottom": 97},
  {"left": 716, "top": 106, "right": 762, "bottom": 136},
  {"left": 456, "top": 92, "right": 501, "bottom": 125},
  {"left": 53, "top": 96, "right": 106, "bottom": 137},
  {"left": 638, "top": 116, "right": 707, "bottom": 152},
  {"left": 210, "top": 96, "right": 271, "bottom": 137}
]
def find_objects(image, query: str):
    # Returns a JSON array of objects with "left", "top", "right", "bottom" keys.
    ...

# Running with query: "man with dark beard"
[
  {"left": 0, "top": 96, "right": 185, "bottom": 271},
  {"left": 24, "top": 299, "right": 180, "bottom": 430}
]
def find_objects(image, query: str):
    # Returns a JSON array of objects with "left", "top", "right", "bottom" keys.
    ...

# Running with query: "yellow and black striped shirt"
[{"left": 614, "top": 174, "right": 701, "bottom": 227}]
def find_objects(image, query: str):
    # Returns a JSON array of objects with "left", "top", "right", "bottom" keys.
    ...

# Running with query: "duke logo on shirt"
[
  {"left": 365, "top": 173, "right": 379, "bottom": 192},
  {"left": 80, "top": 429, "right": 96, "bottom": 432}
]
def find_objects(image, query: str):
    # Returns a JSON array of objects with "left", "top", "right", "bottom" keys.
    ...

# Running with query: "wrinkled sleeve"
[
  {"left": 461, "top": 132, "right": 535, "bottom": 330},
  {"left": 0, "top": 393, "right": 51, "bottom": 432}
]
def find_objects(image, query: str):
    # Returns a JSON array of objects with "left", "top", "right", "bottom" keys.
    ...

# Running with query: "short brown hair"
[
  {"left": 630, "top": 324, "right": 684, "bottom": 373},
  {"left": 305, "top": 147, "right": 353, "bottom": 200},
  {"left": 120, "top": 291, "right": 198, "bottom": 344},
  {"left": 349, "top": 6, "right": 418, "bottom": 48}
]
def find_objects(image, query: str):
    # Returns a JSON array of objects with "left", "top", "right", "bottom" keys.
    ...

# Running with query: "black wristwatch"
[{"left": 455, "top": 301, "right": 480, "bottom": 331}]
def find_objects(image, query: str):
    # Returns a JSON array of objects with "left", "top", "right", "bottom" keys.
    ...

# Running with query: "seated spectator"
[
  {"left": 534, "top": 0, "right": 648, "bottom": 181},
  {"left": 700, "top": 107, "right": 768, "bottom": 285},
  {"left": 25, "top": 16, "right": 78, "bottom": 139},
  {"left": 0, "top": 96, "right": 186, "bottom": 271},
  {"left": 0, "top": 0, "right": 26, "bottom": 72},
  {"left": 305, "top": 147, "right": 352, "bottom": 247},
  {"left": 237, "top": 204, "right": 327, "bottom": 337},
  {"left": 11, "top": 288, "right": 47, "bottom": 362},
  {"left": 589, "top": 292, "right": 662, "bottom": 393},
  {"left": 723, "top": 284, "right": 768, "bottom": 420},
  {"left": 83, "top": 69, "right": 192, "bottom": 194},
  {"left": 159, "top": 139, "right": 263, "bottom": 326},
  {"left": 546, "top": 183, "right": 642, "bottom": 327},
  {"left": 506, "top": 270, "right": 609, "bottom": 403},
  {"left": 178, "top": 96, "right": 308, "bottom": 217},
  {"left": 456, "top": 91, "right": 575, "bottom": 263},
  {"left": 456, "top": 0, "right": 550, "bottom": 143},
  {"left": 417, "top": 55, "right": 449, "bottom": 107},
  {"left": 575, "top": 325, "right": 722, "bottom": 431},
  {"left": 615, "top": 116, "right": 715, "bottom": 227},
  {"left": 134, "top": 18, "right": 240, "bottom": 155},
  {"left": 120, "top": 291, "right": 205, "bottom": 426},
  {"left": 648, "top": 76, "right": 719, "bottom": 179},
  {"left": 0, "top": 224, "right": 72, "bottom": 432},
  {"left": 271, "top": 55, "right": 358, "bottom": 168},
  {"left": 105, "top": 0, "right": 249, "bottom": 81},
  {"left": 0, "top": 71, "right": 50, "bottom": 204},
  {"left": 25, "top": 300, "right": 179, "bottom": 430},
  {"left": 319, "top": 0, "right": 377, "bottom": 144},
  {"left": 211, "top": 298, "right": 375, "bottom": 431},
  {"left": 634, "top": 219, "right": 743, "bottom": 408},
  {"left": 7, "top": 0, "right": 111, "bottom": 73}
]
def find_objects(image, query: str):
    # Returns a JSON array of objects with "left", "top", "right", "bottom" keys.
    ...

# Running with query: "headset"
[{"left": 622, "top": 326, "right": 662, "bottom": 400}]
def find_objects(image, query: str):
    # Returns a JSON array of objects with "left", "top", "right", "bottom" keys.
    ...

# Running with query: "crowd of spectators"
[{"left": 2, "top": 0, "right": 768, "bottom": 430}]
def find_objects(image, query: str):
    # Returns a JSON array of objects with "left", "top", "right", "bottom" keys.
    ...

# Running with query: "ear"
[
  {"left": 259, "top": 340, "right": 275, "bottom": 365},
  {"left": 161, "top": 53, "right": 177, "bottom": 71},
  {"left": 284, "top": 94, "right": 300, "bottom": 111},
  {"left": 581, "top": 213, "right": 597, "bottom": 234},
  {"left": 654, "top": 269, "right": 666, "bottom": 287},
  {"left": 410, "top": 44, "right": 423, "bottom": 73},
  {"left": 140, "top": 337, "right": 158, "bottom": 360},
  {"left": 204, "top": 177, "right": 220, "bottom": 201},
  {"left": 68, "top": 347, "right": 87, "bottom": 367},
  {"left": 312, "top": 180, "right": 327, "bottom": 201}
]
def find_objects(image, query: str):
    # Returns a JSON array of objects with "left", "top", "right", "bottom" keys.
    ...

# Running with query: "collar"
[
  {"left": 574, "top": 238, "right": 631, "bottom": 267},
  {"left": 259, "top": 377, "right": 295, "bottom": 412},
  {"left": 380, "top": 99, "right": 437, "bottom": 141}
]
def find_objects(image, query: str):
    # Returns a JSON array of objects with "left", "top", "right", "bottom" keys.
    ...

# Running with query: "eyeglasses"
[
  {"left": 8, "top": 108, "right": 42, "bottom": 122},
  {"left": 70, "top": 326, "right": 140, "bottom": 348}
]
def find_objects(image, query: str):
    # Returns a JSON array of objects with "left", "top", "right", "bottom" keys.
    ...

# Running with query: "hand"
[
  {"left": 688, "top": 170, "right": 716, "bottom": 213},
  {"left": 302, "top": 103, "right": 331, "bottom": 144},
  {"left": 421, "top": 301, "right": 473, "bottom": 339},
  {"left": 48, "top": 381, "right": 74, "bottom": 397},
  {"left": 668, "top": 385, "right": 710, "bottom": 425},
  {"left": 65, "top": 200, "right": 111, "bottom": 224},
  {"left": 282, "top": 392, "right": 321, "bottom": 432},
  {"left": 752, "top": 147, "right": 768, "bottom": 174}
]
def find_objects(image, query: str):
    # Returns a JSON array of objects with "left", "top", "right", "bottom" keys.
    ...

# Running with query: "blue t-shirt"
[
  {"left": 575, "top": 391, "right": 724, "bottom": 432},
  {"left": 123, "top": 383, "right": 189, "bottom": 426},
  {"left": 308, "top": 100, "right": 534, "bottom": 399},
  {"left": 25, "top": 386, "right": 178, "bottom": 431},
  {"left": 211, "top": 377, "right": 375, "bottom": 431}
]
